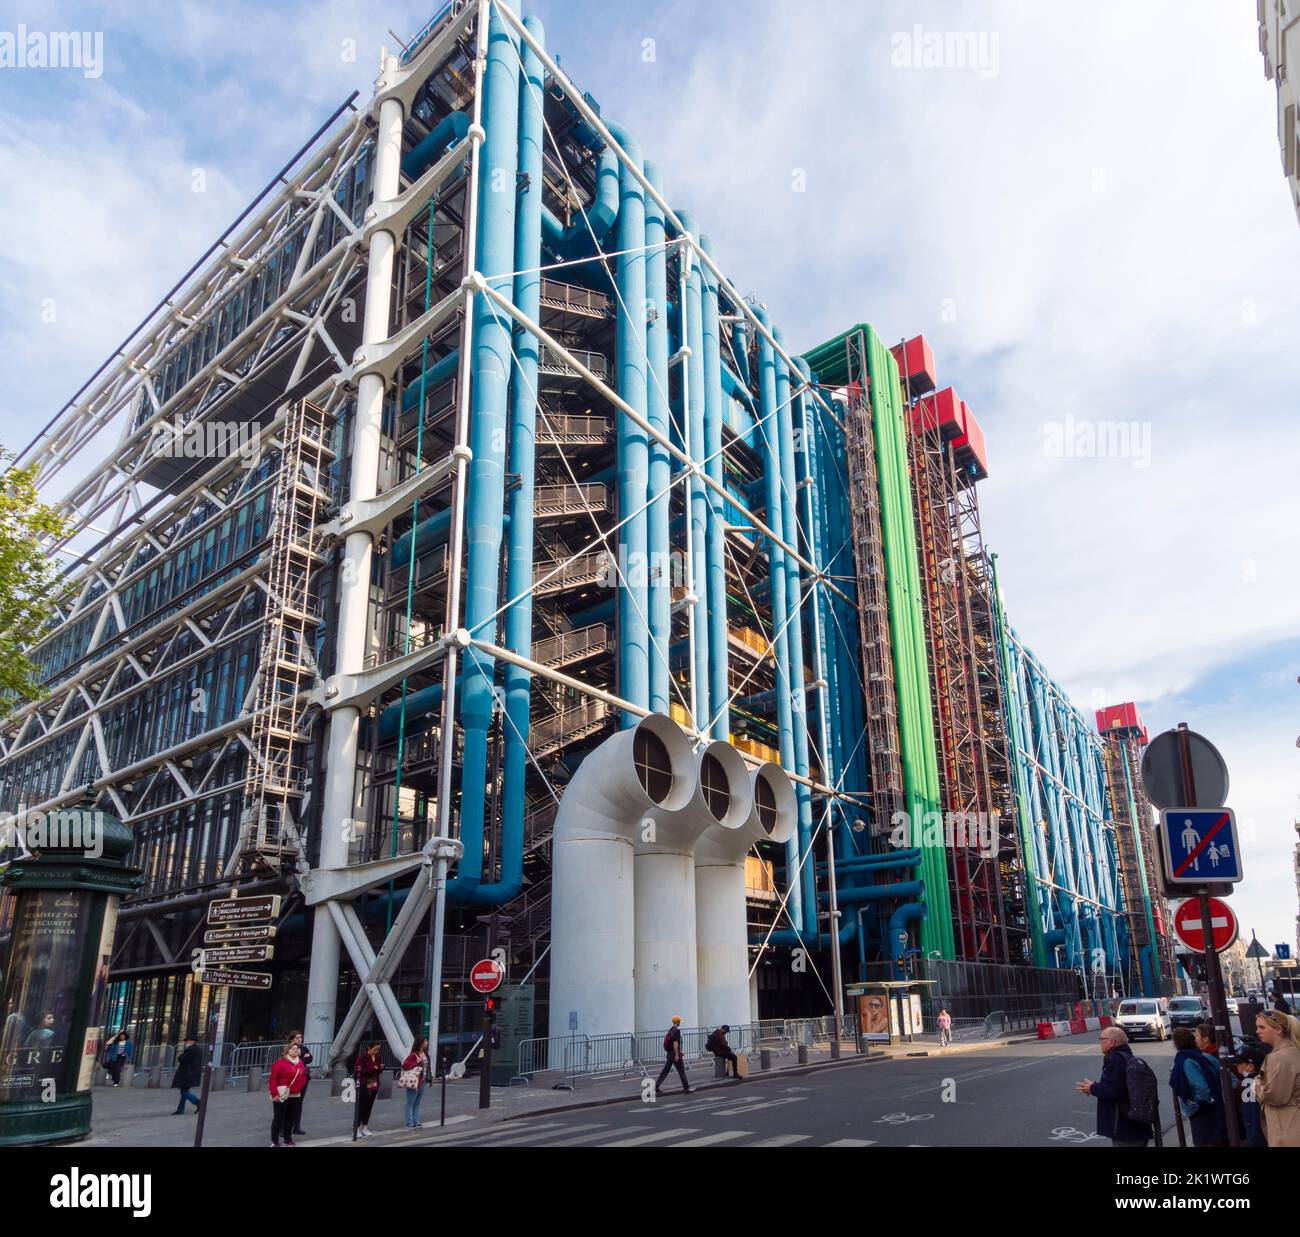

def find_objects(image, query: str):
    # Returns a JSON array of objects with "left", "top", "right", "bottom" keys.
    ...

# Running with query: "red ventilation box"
[
  {"left": 951, "top": 400, "right": 988, "bottom": 483},
  {"left": 1095, "top": 702, "right": 1146, "bottom": 742},
  {"left": 890, "top": 335, "right": 937, "bottom": 396},
  {"left": 910, "top": 386, "right": 964, "bottom": 440}
]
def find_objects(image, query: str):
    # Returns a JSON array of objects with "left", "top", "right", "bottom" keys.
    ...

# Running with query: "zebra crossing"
[{"left": 401, "top": 1090, "right": 928, "bottom": 1149}]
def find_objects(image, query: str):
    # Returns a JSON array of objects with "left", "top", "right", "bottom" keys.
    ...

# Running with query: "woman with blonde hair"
[{"left": 1254, "top": 1011, "right": 1300, "bottom": 1147}]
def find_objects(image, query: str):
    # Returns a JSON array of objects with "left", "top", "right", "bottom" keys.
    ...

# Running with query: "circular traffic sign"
[
  {"left": 1172, "top": 897, "right": 1238, "bottom": 954},
  {"left": 469, "top": 958, "right": 504, "bottom": 994},
  {"left": 1141, "top": 729, "right": 1229, "bottom": 810}
]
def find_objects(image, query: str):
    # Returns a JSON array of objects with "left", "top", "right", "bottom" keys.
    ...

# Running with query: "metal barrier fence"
[{"left": 512, "top": 1019, "right": 853, "bottom": 1086}]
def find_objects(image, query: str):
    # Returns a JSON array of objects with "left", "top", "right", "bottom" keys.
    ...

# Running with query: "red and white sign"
[
  {"left": 469, "top": 958, "right": 504, "bottom": 994},
  {"left": 1172, "top": 897, "right": 1238, "bottom": 954}
]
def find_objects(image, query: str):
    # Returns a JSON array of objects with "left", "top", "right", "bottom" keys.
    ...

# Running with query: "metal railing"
[{"left": 512, "top": 1021, "right": 826, "bottom": 1087}]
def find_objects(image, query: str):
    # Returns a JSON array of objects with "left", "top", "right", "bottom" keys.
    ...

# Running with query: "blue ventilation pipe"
[
  {"left": 676, "top": 212, "right": 709, "bottom": 731},
  {"left": 754, "top": 305, "right": 805, "bottom": 934},
  {"left": 402, "top": 109, "right": 471, "bottom": 180},
  {"left": 773, "top": 328, "right": 816, "bottom": 928},
  {"left": 459, "top": 13, "right": 548, "bottom": 909},
  {"left": 446, "top": 9, "right": 519, "bottom": 904},
  {"left": 643, "top": 163, "right": 672, "bottom": 715},
  {"left": 890, "top": 901, "right": 927, "bottom": 977},
  {"left": 699, "top": 236, "right": 730, "bottom": 740},
  {"left": 829, "top": 880, "right": 925, "bottom": 907},
  {"left": 609, "top": 121, "right": 650, "bottom": 724}
]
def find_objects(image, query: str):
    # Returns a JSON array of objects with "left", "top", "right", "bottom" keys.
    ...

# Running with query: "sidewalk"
[{"left": 78, "top": 1033, "right": 1029, "bottom": 1148}]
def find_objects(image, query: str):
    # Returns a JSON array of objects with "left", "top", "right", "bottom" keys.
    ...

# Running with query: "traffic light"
[{"left": 490, "top": 1027, "right": 501, "bottom": 1049}]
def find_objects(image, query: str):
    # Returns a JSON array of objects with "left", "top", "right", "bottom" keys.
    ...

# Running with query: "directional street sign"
[
  {"left": 1158, "top": 807, "right": 1242, "bottom": 886},
  {"left": 206, "top": 894, "right": 281, "bottom": 924},
  {"left": 469, "top": 958, "right": 504, "bottom": 994},
  {"left": 203, "top": 924, "right": 277, "bottom": 946},
  {"left": 198, "top": 967, "right": 273, "bottom": 990},
  {"left": 1172, "top": 897, "right": 1238, "bottom": 954},
  {"left": 197, "top": 945, "right": 274, "bottom": 966}
]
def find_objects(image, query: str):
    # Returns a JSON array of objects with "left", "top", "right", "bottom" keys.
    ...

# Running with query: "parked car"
[
  {"left": 1225, "top": 997, "right": 1240, "bottom": 1015},
  {"left": 1116, "top": 998, "right": 1171, "bottom": 1041},
  {"left": 1169, "top": 995, "right": 1209, "bottom": 1028}
]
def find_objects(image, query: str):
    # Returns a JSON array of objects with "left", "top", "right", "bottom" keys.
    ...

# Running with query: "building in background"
[{"left": 1259, "top": 0, "right": 1300, "bottom": 225}]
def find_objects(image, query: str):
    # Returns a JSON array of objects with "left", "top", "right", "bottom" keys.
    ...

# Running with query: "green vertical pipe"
[{"left": 863, "top": 328, "right": 952, "bottom": 958}]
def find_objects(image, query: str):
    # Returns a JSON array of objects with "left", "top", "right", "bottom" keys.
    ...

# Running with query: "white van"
[{"left": 1116, "top": 998, "right": 1171, "bottom": 1041}]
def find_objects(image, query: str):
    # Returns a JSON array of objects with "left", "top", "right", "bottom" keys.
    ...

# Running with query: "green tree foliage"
[{"left": 0, "top": 451, "right": 68, "bottom": 702}]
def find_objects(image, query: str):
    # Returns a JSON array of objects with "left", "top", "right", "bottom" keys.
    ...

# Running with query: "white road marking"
[
  {"left": 471, "top": 1121, "right": 611, "bottom": 1146},
  {"left": 604, "top": 1126, "right": 699, "bottom": 1146},
  {"left": 674, "top": 1129, "right": 753, "bottom": 1147},
  {"left": 542, "top": 1125, "right": 650, "bottom": 1147},
  {"left": 712, "top": 1096, "right": 806, "bottom": 1116},
  {"left": 750, "top": 1133, "right": 815, "bottom": 1146},
  {"left": 823, "top": 1137, "right": 877, "bottom": 1147}
]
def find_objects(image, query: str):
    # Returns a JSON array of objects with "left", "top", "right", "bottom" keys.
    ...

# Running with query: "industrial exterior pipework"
[
  {"left": 548, "top": 714, "right": 697, "bottom": 1041},
  {"left": 696, "top": 758, "right": 796, "bottom": 1029}
]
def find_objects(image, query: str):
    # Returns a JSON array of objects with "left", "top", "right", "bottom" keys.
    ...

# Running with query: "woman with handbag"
[
  {"left": 288, "top": 1030, "right": 312, "bottom": 1137},
  {"left": 268, "top": 1041, "right": 309, "bottom": 1147},
  {"left": 354, "top": 1041, "right": 385, "bottom": 1138},
  {"left": 399, "top": 1037, "right": 431, "bottom": 1129},
  {"left": 1255, "top": 1011, "right": 1300, "bottom": 1147}
]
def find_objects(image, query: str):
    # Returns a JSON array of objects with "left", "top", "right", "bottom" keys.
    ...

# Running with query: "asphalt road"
[{"left": 405, "top": 1037, "right": 1184, "bottom": 1148}]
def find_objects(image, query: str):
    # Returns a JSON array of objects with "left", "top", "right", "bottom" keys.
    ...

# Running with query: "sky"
[{"left": 2, "top": 0, "right": 1297, "bottom": 956}]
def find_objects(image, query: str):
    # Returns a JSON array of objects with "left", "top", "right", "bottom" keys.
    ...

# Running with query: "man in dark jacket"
[
  {"left": 706, "top": 1025, "right": 742, "bottom": 1080},
  {"left": 172, "top": 1037, "right": 202, "bottom": 1114},
  {"left": 1076, "top": 1026, "right": 1152, "bottom": 1146}
]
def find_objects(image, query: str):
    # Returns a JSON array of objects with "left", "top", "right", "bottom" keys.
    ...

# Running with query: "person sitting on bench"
[{"left": 706, "top": 1025, "right": 741, "bottom": 1080}]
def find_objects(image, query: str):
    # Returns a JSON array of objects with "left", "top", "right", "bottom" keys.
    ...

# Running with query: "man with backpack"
[
  {"left": 705, "top": 1024, "right": 742, "bottom": 1080},
  {"left": 655, "top": 1015, "right": 691, "bottom": 1095},
  {"left": 1076, "top": 1025, "right": 1158, "bottom": 1146}
]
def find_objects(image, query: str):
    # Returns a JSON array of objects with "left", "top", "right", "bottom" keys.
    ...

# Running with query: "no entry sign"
[
  {"left": 469, "top": 958, "right": 504, "bottom": 994},
  {"left": 1173, "top": 897, "right": 1238, "bottom": 954}
]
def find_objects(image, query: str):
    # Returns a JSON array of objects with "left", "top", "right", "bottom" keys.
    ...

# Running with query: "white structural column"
[{"left": 304, "top": 54, "right": 405, "bottom": 1046}]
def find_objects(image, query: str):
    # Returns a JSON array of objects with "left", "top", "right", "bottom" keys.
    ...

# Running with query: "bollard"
[
  {"left": 146, "top": 1069, "right": 161, "bottom": 1090},
  {"left": 378, "top": 1070, "right": 394, "bottom": 1101},
  {"left": 246, "top": 1070, "right": 261, "bottom": 1093},
  {"left": 797, "top": 1044, "right": 808, "bottom": 1065},
  {"left": 830, "top": 1040, "right": 841, "bottom": 1060},
  {"left": 209, "top": 1067, "right": 227, "bottom": 1092},
  {"left": 714, "top": 1058, "right": 728, "bottom": 1079},
  {"left": 331, "top": 1065, "right": 346, "bottom": 1097},
  {"left": 759, "top": 1048, "right": 772, "bottom": 1071}
]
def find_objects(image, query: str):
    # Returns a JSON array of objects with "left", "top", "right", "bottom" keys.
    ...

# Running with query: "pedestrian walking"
[
  {"left": 1076, "top": 1026, "right": 1155, "bottom": 1147},
  {"left": 354, "top": 1041, "right": 385, "bottom": 1137},
  {"left": 1230, "top": 1046, "right": 1268, "bottom": 1148},
  {"left": 288, "top": 1030, "right": 312, "bottom": 1136},
  {"left": 1254, "top": 1011, "right": 1300, "bottom": 1148},
  {"left": 937, "top": 1007, "right": 953, "bottom": 1048},
  {"left": 705, "top": 1025, "right": 742, "bottom": 1079},
  {"left": 102, "top": 1030, "right": 132, "bottom": 1086},
  {"left": 1274, "top": 992, "right": 1293, "bottom": 1016},
  {"left": 171, "top": 1036, "right": 202, "bottom": 1115},
  {"left": 655, "top": 1015, "right": 691, "bottom": 1095},
  {"left": 399, "top": 1037, "right": 432, "bottom": 1128},
  {"left": 268, "top": 1041, "right": 309, "bottom": 1147},
  {"left": 1169, "top": 1027, "right": 1226, "bottom": 1147}
]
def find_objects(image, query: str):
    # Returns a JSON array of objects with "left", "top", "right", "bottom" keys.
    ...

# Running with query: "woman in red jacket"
[
  {"left": 268, "top": 1041, "right": 309, "bottom": 1147},
  {"left": 354, "top": 1041, "right": 385, "bottom": 1138},
  {"left": 400, "top": 1037, "right": 431, "bottom": 1129}
]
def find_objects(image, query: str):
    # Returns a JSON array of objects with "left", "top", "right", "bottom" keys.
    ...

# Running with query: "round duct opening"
[
  {"left": 699, "top": 751, "right": 731, "bottom": 822},
  {"left": 633, "top": 726, "right": 674, "bottom": 805},
  {"left": 754, "top": 775, "right": 778, "bottom": 835}
]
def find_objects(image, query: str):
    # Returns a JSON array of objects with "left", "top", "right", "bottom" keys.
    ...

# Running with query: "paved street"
[{"left": 393, "top": 1037, "right": 1183, "bottom": 1149}]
